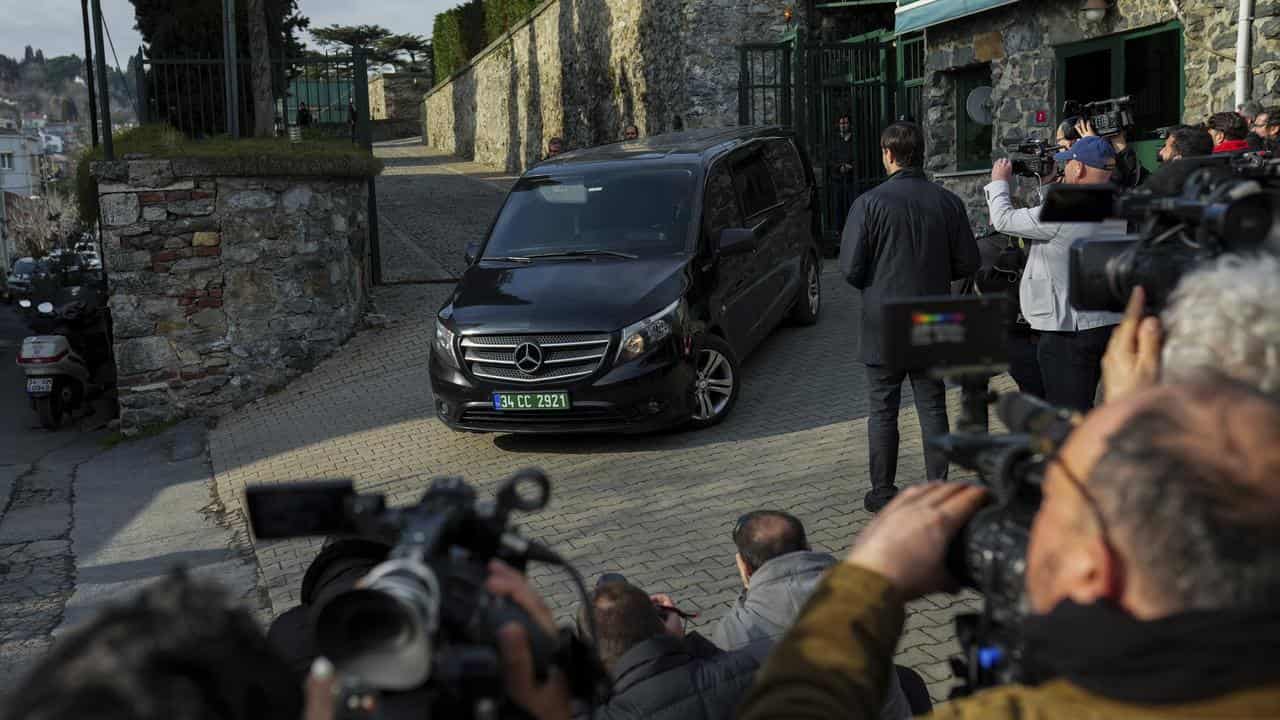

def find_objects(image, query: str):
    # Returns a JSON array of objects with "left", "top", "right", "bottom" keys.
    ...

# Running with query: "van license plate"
[
  {"left": 492, "top": 392, "right": 570, "bottom": 411},
  {"left": 27, "top": 378, "right": 53, "bottom": 394}
]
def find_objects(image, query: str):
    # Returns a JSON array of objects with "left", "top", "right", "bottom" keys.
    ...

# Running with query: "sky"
[{"left": 0, "top": 0, "right": 456, "bottom": 61}]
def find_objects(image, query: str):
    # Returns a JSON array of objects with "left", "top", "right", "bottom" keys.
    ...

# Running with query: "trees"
[
  {"left": 373, "top": 33, "right": 435, "bottom": 72},
  {"left": 130, "top": 0, "right": 309, "bottom": 135},
  {"left": 247, "top": 0, "right": 273, "bottom": 137},
  {"left": 309, "top": 24, "right": 392, "bottom": 53},
  {"left": 432, "top": 1, "right": 486, "bottom": 79}
]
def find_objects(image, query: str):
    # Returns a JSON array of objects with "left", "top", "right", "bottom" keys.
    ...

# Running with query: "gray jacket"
[{"left": 712, "top": 552, "right": 913, "bottom": 720}]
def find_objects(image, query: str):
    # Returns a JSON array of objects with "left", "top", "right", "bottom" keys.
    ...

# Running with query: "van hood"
[{"left": 445, "top": 257, "right": 690, "bottom": 334}]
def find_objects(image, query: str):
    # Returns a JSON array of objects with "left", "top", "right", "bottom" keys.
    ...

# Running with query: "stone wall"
[
  {"left": 423, "top": 0, "right": 804, "bottom": 172},
  {"left": 923, "top": 0, "right": 1280, "bottom": 232},
  {"left": 370, "top": 72, "right": 433, "bottom": 121},
  {"left": 92, "top": 159, "right": 370, "bottom": 434}
]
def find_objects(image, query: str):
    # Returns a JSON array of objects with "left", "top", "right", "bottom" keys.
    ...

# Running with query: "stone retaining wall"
[
  {"left": 93, "top": 159, "right": 370, "bottom": 433},
  {"left": 370, "top": 72, "right": 433, "bottom": 122},
  {"left": 423, "top": 0, "right": 802, "bottom": 172}
]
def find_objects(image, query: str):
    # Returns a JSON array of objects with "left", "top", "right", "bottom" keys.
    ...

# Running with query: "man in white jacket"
[{"left": 985, "top": 136, "right": 1123, "bottom": 411}]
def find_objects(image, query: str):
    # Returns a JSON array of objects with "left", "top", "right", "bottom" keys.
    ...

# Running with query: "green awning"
[{"left": 895, "top": 0, "right": 1020, "bottom": 34}]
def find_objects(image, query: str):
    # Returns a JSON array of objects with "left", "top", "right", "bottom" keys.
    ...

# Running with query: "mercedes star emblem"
[{"left": 513, "top": 342, "right": 544, "bottom": 374}]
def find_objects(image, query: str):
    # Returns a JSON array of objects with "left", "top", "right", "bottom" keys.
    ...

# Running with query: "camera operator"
[
  {"left": 710, "top": 511, "right": 914, "bottom": 719},
  {"left": 737, "top": 377, "right": 1280, "bottom": 720},
  {"left": 1102, "top": 254, "right": 1280, "bottom": 403},
  {"left": 1073, "top": 119, "right": 1149, "bottom": 188},
  {"left": 1208, "top": 111, "right": 1251, "bottom": 154},
  {"left": 1157, "top": 125, "right": 1214, "bottom": 164},
  {"left": 986, "top": 136, "right": 1122, "bottom": 412}
]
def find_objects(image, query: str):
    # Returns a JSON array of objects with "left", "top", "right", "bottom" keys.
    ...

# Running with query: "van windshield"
[{"left": 484, "top": 167, "right": 695, "bottom": 259}]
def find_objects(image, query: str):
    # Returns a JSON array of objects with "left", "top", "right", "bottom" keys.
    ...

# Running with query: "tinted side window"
[
  {"left": 703, "top": 162, "right": 743, "bottom": 241},
  {"left": 762, "top": 139, "right": 806, "bottom": 199},
  {"left": 731, "top": 152, "right": 778, "bottom": 219}
]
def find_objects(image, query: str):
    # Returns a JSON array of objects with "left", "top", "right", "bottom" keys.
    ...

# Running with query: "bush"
[
  {"left": 75, "top": 124, "right": 383, "bottom": 224},
  {"left": 432, "top": 0, "right": 487, "bottom": 80},
  {"left": 483, "top": 0, "right": 539, "bottom": 45}
]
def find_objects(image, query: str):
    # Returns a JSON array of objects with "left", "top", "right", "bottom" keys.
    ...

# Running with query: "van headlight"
[
  {"left": 618, "top": 300, "right": 680, "bottom": 363},
  {"left": 434, "top": 319, "right": 459, "bottom": 368}
]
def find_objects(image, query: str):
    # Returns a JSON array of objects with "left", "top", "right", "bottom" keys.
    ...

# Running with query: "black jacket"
[
  {"left": 588, "top": 634, "right": 759, "bottom": 720},
  {"left": 838, "top": 167, "right": 979, "bottom": 364}
]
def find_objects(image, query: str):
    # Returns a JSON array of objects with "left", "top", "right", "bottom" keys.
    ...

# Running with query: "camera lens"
[{"left": 1069, "top": 237, "right": 1135, "bottom": 313}]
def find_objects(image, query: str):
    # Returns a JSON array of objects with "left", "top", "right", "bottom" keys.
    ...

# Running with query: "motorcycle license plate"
[{"left": 26, "top": 378, "right": 53, "bottom": 394}]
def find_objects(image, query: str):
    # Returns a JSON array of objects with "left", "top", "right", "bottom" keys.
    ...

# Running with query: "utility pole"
[
  {"left": 80, "top": 0, "right": 99, "bottom": 148},
  {"left": 90, "top": 0, "right": 113, "bottom": 159},
  {"left": 222, "top": 0, "right": 241, "bottom": 138}
]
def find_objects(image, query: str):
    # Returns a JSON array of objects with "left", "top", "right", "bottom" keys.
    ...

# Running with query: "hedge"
[
  {"left": 432, "top": 0, "right": 487, "bottom": 80},
  {"left": 483, "top": 0, "right": 539, "bottom": 45},
  {"left": 432, "top": 0, "right": 542, "bottom": 81}
]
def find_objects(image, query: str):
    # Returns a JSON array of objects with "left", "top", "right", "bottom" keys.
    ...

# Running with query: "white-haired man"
[{"left": 1102, "top": 253, "right": 1280, "bottom": 401}]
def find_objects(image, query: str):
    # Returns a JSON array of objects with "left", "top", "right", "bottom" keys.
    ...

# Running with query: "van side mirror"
[
  {"left": 464, "top": 241, "right": 480, "bottom": 265},
  {"left": 717, "top": 227, "right": 758, "bottom": 257}
]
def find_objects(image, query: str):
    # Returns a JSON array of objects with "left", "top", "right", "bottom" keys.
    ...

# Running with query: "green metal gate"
[{"left": 737, "top": 31, "right": 925, "bottom": 252}]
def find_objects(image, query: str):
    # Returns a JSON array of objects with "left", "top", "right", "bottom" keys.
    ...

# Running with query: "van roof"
[{"left": 530, "top": 126, "right": 791, "bottom": 171}]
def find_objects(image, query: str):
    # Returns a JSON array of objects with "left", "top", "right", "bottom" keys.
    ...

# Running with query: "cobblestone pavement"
[
  {"left": 211, "top": 142, "right": 1015, "bottom": 702},
  {"left": 374, "top": 138, "right": 516, "bottom": 282}
]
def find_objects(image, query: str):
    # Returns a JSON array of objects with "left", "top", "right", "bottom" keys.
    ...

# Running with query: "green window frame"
[
  {"left": 955, "top": 65, "right": 993, "bottom": 171},
  {"left": 1054, "top": 20, "right": 1185, "bottom": 171},
  {"left": 897, "top": 32, "right": 926, "bottom": 123}
]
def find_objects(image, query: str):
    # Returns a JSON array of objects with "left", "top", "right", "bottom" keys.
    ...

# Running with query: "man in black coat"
[
  {"left": 577, "top": 579, "right": 759, "bottom": 720},
  {"left": 838, "top": 121, "right": 980, "bottom": 513}
]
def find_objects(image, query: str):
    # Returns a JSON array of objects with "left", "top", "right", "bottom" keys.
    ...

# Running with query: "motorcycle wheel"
[{"left": 36, "top": 395, "right": 63, "bottom": 431}]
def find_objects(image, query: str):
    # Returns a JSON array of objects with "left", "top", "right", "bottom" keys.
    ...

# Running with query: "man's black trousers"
[
  {"left": 1036, "top": 325, "right": 1115, "bottom": 413},
  {"left": 865, "top": 365, "right": 950, "bottom": 491}
]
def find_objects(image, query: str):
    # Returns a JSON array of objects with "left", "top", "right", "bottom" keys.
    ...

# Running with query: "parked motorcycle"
[{"left": 15, "top": 279, "right": 113, "bottom": 430}]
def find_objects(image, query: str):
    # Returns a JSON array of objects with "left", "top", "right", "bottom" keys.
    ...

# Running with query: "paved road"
[
  {"left": 0, "top": 304, "right": 260, "bottom": 697},
  {"left": 212, "top": 142, "right": 1005, "bottom": 701}
]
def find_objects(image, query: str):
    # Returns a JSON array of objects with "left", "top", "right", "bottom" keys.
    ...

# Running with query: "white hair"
[{"left": 1160, "top": 253, "right": 1280, "bottom": 394}]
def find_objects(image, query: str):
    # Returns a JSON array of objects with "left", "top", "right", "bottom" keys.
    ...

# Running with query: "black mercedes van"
[{"left": 429, "top": 127, "right": 823, "bottom": 433}]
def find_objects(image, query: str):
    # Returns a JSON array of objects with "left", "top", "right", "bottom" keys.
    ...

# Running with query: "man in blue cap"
[{"left": 984, "top": 135, "right": 1123, "bottom": 412}]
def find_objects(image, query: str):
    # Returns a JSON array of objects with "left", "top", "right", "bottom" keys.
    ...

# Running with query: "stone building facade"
[
  {"left": 93, "top": 158, "right": 371, "bottom": 433},
  {"left": 424, "top": 0, "right": 806, "bottom": 172},
  {"left": 918, "top": 0, "right": 1280, "bottom": 231}
]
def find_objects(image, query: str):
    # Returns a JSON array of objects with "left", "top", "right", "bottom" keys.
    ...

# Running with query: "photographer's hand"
[
  {"left": 487, "top": 560, "right": 572, "bottom": 720},
  {"left": 1102, "top": 286, "right": 1163, "bottom": 403},
  {"left": 1075, "top": 118, "right": 1097, "bottom": 138},
  {"left": 991, "top": 158, "right": 1013, "bottom": 183},
  {"left": 650, "top": 594, "right": 686, "bottom": 638},
  {"left": 845, "top": 482, "right": 988, "bottom": 600}
]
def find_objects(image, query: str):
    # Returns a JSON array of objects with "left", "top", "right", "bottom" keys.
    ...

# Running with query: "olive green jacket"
[{"left": 737, "top": 564, "right": 1280, "bottom": 719}]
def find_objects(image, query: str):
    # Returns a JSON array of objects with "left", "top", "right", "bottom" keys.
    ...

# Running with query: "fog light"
[
  {"left": 437, "top": 401, "right": 451, "bottom": 416},
  {"left": 646, "top": 400, "right": 665, "bottom": 415}
]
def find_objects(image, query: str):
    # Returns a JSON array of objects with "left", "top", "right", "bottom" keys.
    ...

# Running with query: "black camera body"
[
  {"left": 1003, "top": 136, "right": 1059, "bottom": 178},
  {"left": 882, "top": 295, "right": 1073, "bottom": 695},
  {"left": 1041, "top": 153, "right": 1280, "bottom": 313},
  {"left": 1063, "top": 96, "right": 1134, "bottom": 138},
  {"left": 246, "top": 469, "right": 608, "bottom": 719}
]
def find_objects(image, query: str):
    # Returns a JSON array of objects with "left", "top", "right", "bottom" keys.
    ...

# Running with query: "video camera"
[
  {"left": 246, "top": 469, "right": 609, "bottom": 719},
  {"left": 1002, "top": 136, "right": 1059, "bottom": 179},
  {"left": 1041, "top": 152, "right": 1280, "bottom": 313},
  {"left": 1062, "top": 96, "right": 1134, "bottom": 138},
  {"left": 882, "top": 295, "right": 1071, "bottom": 694}
]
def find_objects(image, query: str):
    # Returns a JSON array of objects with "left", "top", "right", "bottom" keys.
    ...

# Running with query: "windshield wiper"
[
  {"left": 523, "top": 249, "right": 639, "bottom": 260},
  {"left": 482, "top": 255, "right": 533, "bottom": 263}
]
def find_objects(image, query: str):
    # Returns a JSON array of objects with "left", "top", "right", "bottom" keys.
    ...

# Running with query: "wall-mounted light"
[
  {"left": 1080, "top": 0, "right": 1113, "bottom": 23},
  {"left": 784, "top": 6, "right": 794, "bottom": 27}
]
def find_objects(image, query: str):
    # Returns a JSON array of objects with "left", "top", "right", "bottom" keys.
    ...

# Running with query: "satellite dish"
[{"left": 966, "top": 86, "right": 994, "bottom": 126}]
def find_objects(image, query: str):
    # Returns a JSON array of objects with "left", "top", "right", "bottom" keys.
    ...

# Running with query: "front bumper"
[{"left": 429, "top": 347, "right": 696, "bottom": 434}]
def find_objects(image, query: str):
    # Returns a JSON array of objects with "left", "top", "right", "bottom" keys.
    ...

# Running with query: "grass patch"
[
  {"left": 77, "top": 124, "right": 384, "bottom": 223},
  {"left": 99, "top": 416, "right": 183, "bottom": 450}
]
